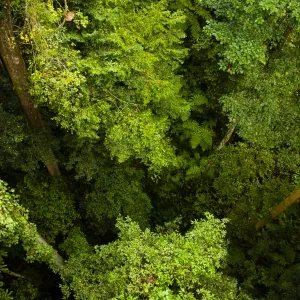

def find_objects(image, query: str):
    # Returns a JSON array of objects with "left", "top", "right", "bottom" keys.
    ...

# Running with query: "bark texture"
[{"left": 0, "top": 0, "right": 61, "bottom": 176}]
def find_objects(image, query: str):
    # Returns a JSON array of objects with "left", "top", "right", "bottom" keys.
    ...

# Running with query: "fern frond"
[
  {"left": 186, "top": 165, "right": 202, "bottom": 178},
  {"left": 182, "top": 119, "right": 201, "bottom": 131},
  {"left": 191, "top": 132, "right": 202, "bottom": 149},
  {"left": 182, "top": 120, "right": 213, "bottom": 151},
  {"left": 192, "top": 94, "right": 209, "bottom": 107}
]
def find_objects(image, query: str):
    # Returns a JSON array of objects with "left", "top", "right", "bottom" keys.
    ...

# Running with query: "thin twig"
[
  {"left": 64, "top": 0, "right": 68, "bottom": 11},
  {"left": 57, "top": 0, "right": 69, "bottom": 29},
  {"left": 103, "top": 89, "right": 141, "bottom": 108}
]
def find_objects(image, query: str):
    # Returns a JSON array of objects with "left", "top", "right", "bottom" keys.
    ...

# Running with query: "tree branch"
[
  {"left": 256, "top": 188, "right": 300, "bottom": 231},
  {"left": 215, "top": 122, "right": 236, "bottom": 152},
  {"left": 204, "top": 122, "right": 236, "bottom": 172},
  {"left": 0, "top": 0, "right": 61, "bottom": 176},
  {"left": 1, "top": 269, "right": 26, "bottom": 279}
]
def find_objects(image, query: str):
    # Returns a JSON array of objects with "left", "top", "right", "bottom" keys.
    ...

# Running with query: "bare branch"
[{"left": 2, "top": 269, "right": 26, "bottom": 279}]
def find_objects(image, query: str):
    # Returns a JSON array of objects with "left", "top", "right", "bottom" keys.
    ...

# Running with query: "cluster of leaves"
[
  {"left": 26, "top": 0, "right": 194, "bottom": 175},
  {"left": 200, "top": 0, "right": 300, "bottom": 150},
  {"left": 61, "top": 215, "right": 250, "bottom": 300},
  {"left": 83, "top": 165, "right": 152, "bottom": 234},
  {"left": 17, "top": 174, "right": 78, "bottom": 243}
]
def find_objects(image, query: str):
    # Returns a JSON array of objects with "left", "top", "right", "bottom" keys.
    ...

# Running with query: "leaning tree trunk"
[
  {"left": 0, "top": 0, "right": 61, "bottom": 176},
  {"left": 0, "top": 179, "right": 65, "bottom": 272},
  {"left": 256, "top": 188, "right": 300, "bottom": 231}
]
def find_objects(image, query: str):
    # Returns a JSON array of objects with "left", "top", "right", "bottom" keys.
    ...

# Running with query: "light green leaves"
[
  {"left": 182, "top": 120, "right": 213, "bottom": 150},
  {"left": 200, "top": 0, "right": 296, "bottom": 73},
  {"left": 61, "top": 214, "right": 246, "bottom": 299},
  {"left": 0, "top": 180, "right": 63, "bottom": 272},
  {"left": 106, "top": 110, "right": 180, "bottom": 174}
]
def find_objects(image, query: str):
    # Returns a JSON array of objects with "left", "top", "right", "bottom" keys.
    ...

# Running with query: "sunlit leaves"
[
  {"left": 61, "top": 215, "right": 247, "bottom": 299},
  {"left": 106, "top": 109, "right": 181, "bottom": 173}
]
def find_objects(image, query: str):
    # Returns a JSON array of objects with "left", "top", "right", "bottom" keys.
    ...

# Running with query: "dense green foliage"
[
  {"left": 61, "top": 215, "right": 250, "bottom": 299},
  {"left": 1, "top": 0, "right": 300, "bottom": 299}
]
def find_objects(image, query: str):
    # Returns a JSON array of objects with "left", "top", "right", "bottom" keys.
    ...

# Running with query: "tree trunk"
[
  {"left": 0, "top": 0, "right": 61, "bottom": 176},
  {"left": 215, "top": 122, "right": 236, "bottom": 152},
  {"left": 0, "top": 179, "right": 65, "bottom": 273},
  {"left": 204, "top": 122, "right": 236, "bottom": 173},
  {"left": 256, "top": 188, "right": 300, "bottom": 231},
  {"left": 33, "top": 229, "right": 65, "bottom": 272}
]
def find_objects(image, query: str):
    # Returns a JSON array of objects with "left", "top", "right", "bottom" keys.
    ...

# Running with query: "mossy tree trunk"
[{"left": 0, "top": 0, "right": 61, "bottom": 176}]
